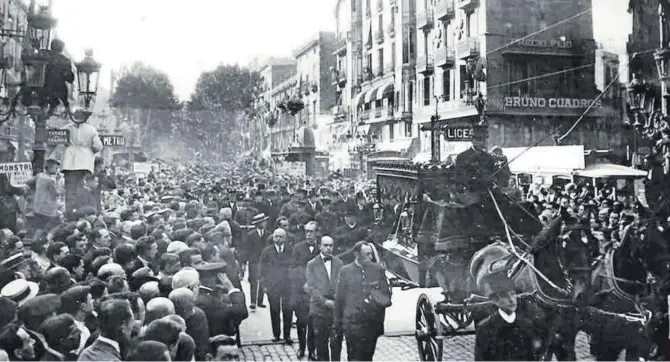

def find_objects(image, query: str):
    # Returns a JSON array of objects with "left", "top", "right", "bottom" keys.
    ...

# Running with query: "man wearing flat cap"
[{"left": 474, "top": 267, "right": 538, "bottom": 361}]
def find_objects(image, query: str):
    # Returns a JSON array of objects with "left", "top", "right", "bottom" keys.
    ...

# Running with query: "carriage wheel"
[
  {"left": 415, "top": 293, "right": 443, "bottom": 361},
  {"left": 447, "top": 310, "right": 474, "bottom": 330}
]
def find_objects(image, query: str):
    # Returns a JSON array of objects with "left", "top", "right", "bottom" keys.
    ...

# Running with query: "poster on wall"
[
  {"left": 0, "top": 162, "right": 32, "bottom": 187},
  {"left": 275, "top": 162, "right": 306, "bottom": 177}
]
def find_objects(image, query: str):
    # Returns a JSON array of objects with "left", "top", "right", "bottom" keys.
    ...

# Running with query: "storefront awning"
[
  {"left": 364, "top": 87, "right": 378, "bottom": 103},
  {"left": 353, "top": 91, "right": 365, "bottom": 107},
  {"left": 502, "top": 145, "right": 585, "bottom": 175},
  {"left": 377, "top": 83, "right": 394, "bottom": 100},
  {"left": 573, "top": 163, "right": 648, "bottom": 178},
  {"left": 356, "top": 124, "right": 371, "bottom": 135},
  {"left": 376, "top": 138, "right": 414, "bottom": 153}
]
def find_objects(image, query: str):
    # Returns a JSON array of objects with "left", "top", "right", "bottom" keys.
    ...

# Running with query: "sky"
[{"left": 50, "top": 0, "right": 630, "bottom": 101}]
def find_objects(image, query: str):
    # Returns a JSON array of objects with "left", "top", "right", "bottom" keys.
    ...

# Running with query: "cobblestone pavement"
[{"left": 240, "top": 331, "right": 601, "bottom": 361}]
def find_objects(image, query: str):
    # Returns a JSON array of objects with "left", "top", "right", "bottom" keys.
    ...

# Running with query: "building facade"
[
  {"left": 251, "top": 58, "right": 296, "bottom": 155},
  {"left": 293, "top": 31, "right": 337, "bottom": 151},
  {"left": 410, "top": 0, "right": 623, "bottom": 160}
]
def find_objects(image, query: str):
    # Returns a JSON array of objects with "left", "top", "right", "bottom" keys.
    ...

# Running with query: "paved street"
[
  {"left": 240, "top": 332, "right": 599, "bottom": 361},
  {"left": 238, "top": 273, "right": 605, "bottom": 360}
]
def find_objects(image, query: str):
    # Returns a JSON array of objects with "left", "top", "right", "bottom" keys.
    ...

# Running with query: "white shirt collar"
[
  {"left": 498, "top": 308, "right": 516, "bottom": 324},
  {"left": 97, "top": 336, "right": 121, "bottom": 354}
]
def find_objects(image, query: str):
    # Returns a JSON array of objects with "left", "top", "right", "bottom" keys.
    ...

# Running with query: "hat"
[
  {"left": 478, "top": 267, "right": 515, "bottom": 298},
  {"left": 251, "top": 213, "right": 269, "bottom": 225},
  {"left": 0, "top": 253, "right": 30, "bottom": 271},
  {"left": 195, "top": 261, "right": 227, "bottom": 274},
  {"left": 166, "top": 241, "right": 189, "bottom": 254},
  {"left": 1, "top": 279, "right": 39, "bottom": 306},
  {"left": 235, "top": 192, "right": 245, "bottom": 202}
]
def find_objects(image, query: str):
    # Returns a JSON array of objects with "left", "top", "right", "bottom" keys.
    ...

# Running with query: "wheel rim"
[{"left": 415, "top": 293, "right": 443, "bottom": 361}]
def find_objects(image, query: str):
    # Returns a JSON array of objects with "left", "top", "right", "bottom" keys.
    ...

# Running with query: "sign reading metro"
[{"left": 503, "top": 96, "right": 602, "bottom": 109}]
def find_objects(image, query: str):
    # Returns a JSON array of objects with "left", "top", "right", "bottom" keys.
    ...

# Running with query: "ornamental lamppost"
[{"left": 0, "top": 2, "right": 101, "bottom": 175}]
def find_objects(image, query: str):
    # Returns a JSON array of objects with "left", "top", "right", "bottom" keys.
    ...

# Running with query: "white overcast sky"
[{"left": 50, "top": 0, "right": 628, "bottom": 100}]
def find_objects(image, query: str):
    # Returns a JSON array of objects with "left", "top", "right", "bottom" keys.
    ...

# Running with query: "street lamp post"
[{"left": 0, "top": 2, "right": 101, "bottom": 175}]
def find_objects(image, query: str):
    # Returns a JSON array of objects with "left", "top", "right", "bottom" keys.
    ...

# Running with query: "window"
[
  {"left": 366, "top": 53, "right": 373, "bottom": 74},
  {"left": 402, "top": 30, "right": 410, "bottom": 64},
  {"left": 391, "top": 42, "right": 396, "bottom": 68},
  {"left": 423, "top": 77, "right": 431, "bottom": 106},
  {"left": 404, "top": 121, "right": 412, "bottom": 137},
  {"left": 389, "top": 123, "right": 395, "bottom": 140},
  {"left": 377, "top": 48, "right": 384, "bottom": 75},
  {"left": 408, "top": 81, "right": 414, "bottom": 110},
  {"left": 378, "top": 14, "right": 383, "bottom": 33},
  {"left": 352, "top": 0, "right": 357, "bottom": 11},
  {"left": 466, "top": 12, "right": 474, "bottom": 37},
  {"left": 459, "top": 65, "right": 469, "bottom": 99},
  {"left": 442, "top": 70, "right": 450, "bottom": 101}
]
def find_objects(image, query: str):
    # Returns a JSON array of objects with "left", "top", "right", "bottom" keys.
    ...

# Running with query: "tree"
[
  {"left": 110, "top": 62, "right": 180, "bottom": 145},
  {"left": 187, "top": 65, "right": 263, "bottom": 159},
  {"left": 111, "top": 62, "right": 179, "bottom": 110}
]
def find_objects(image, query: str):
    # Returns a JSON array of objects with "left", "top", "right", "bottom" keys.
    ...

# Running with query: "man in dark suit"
[
  {"left": 333, "top": 241, "right": 391, "bottom": 361},
  {"left": 239, "top": 213, "right": 268, "bottom": 309},
  {"left": 290, "top": 221, "right": 320, "bottom": 359},
  {"left": 78, "top": 299, "right": 134, "bottom": 361},
  {"left": 474, "top": 268, "right": 539, "bottom": 361},
  {"left": 306, "top": 235, "right": 344, "bottom": 361},
  {"left": 260, "top": 228, "right": 293, "bottom": 344},
  {"left": 332, "top": 207, "right": 370, "bottom": 263}
]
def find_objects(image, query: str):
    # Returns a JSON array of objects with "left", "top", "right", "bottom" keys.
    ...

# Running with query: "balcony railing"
[
  {"left": 331, "top": 105, "right": 347, "bottom": 122},
  {"left": 375, "top": 29, "right": 384, "bottom": 44},
  {"left": 360, "top": 109, "right": 371, "bottom": 121},
  {"left": 374, "top": 108, "right": 382, "bottom": 118},
  {"left": 458, "top": 0, "right": 479, "bottom": 12},
  {"left": 435, "top": 0, "right": 455, "bottom": 22},
  {"left": 456, "top": 37, "right": 479, "bottom": 59},
  {"left": 416, "top": 54, "right": 434, "bottom": 75},
  {"left": 417, "top": 7, "right": 434, "bottom": 30},
  {"left": 387, "top": 23, "right": 395, "bottom": 37},
  {"left": 435, "top": 46, "right": 455, "bottom": 68},
  {"left": 334, "top": 37, "right": 347, "bottom": 55}
]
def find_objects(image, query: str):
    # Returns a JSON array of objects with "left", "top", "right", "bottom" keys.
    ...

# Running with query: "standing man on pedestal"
[{"left": 61, "top": 121, "right": 103, "bottom": 218}]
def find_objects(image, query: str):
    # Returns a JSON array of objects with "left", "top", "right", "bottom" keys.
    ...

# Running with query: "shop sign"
[
  {"left": 443, "top": 126, "right": 473, "bottom": 141},
  {"left": 100, "top": 135, "right": 125, "bottom": 147},
  {"left": 515, "top": 38, "right": 573, "bottom": 49},
  {"left": 503, "top": 96, "right": 602, "bottom": 109},
  {"left": 0, "top": 162, "right": 32, "bottom": 186},
  {"left": 47, "top": 129, "right": 69, "bottom": 145}
]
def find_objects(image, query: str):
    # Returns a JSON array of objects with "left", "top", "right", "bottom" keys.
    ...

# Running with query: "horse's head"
[{"left": 553, "top": 223, "right": 599, "bottom": 304}]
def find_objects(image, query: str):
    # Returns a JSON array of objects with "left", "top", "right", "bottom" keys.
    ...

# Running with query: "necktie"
[{"left": 323, "top": 256, "right": 332, "bottom": 261}]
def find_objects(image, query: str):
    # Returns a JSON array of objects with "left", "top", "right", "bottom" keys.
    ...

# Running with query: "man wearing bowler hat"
[
  {"left": 474, "top": 266, "right": 538, "bottom": 361},
  {"left": 240, "top": 213, "right": 269, "bottom": 310}
]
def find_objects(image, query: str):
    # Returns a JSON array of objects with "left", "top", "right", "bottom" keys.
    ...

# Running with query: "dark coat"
[
  {"left": 290, "top": 241, "right": 320, "bottom": 317},
  {"left": 77, "top": 337, "right": 121, "bottom": 361},
  {"left": 306, "top": 254, "right": 343, "bottom": 319},
  {"left": 72, "top": 186, "right": 96, "bottom": 213},
  {"left": 259, "top": 244, "right": 291, "bottom": 296},
  {"left": 240, "top": 229, "right": 267, "bottom": 265},
  {"left": 195, "top": 286, "right": 248, "bottom": 337},
  {"left": 184, "top": 307, "right": 210, "bottom": 361},
  {"left": 333, "top": 262, "right": 390, "bottom": 337},
  {"left": 332, "top": 224, "right": 369, "bottom": 257},
  {"left": 474, "top": 312, "right": 537, "bottom": 361}
]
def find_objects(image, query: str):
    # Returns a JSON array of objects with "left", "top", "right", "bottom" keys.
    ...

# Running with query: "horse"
[{"left": 428, "top": 213, "right": 599, "bottom": 360}]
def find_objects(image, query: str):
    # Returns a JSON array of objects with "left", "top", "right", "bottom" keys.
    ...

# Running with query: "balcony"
[
  {"left": 384, "top": 63, "right": 395, "bottom": 75},
  {"left": 417, "top": 8, "right": 434, "bottom": 30},
  {"left": 363, "top": 67, "right": 374, "bottom": 82},
  {"left": 387, "top": 23, "right": 395, "bottom": 38},
  {"left": 456, "top": 37, "right": 479, "bottom": 59},
  {"left": 416, "top": 54, "right": 434, "bottom": 75},
  {"left": 375, "top": 29, "right": 384, "bottom": 44},
  {"left": 331, "top": 105, "right": 347, "bottom": 122},
  {"left": 334, "top": 37, "right": 347, "bottom": 55},
  {"left": 458, "top": 0, "right": 479, "bottom": 12},
  {"left": 435, "top": 46, "right": 455, "bottom": 68},
  {"left": 360, "top": 109, "right": 371, "bottom": 121},
  {"left": 435, "top": 0, "right": 455, "bottom": 22}
]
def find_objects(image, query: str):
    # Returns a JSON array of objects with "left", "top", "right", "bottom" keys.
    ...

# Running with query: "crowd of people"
[{"left": 0, "top": 149, "right": 394, "bottom": 361}]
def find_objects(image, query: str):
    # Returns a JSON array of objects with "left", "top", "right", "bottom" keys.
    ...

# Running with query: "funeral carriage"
[{"left": 372, "top": 124, "right": 654, "bottom": 360}]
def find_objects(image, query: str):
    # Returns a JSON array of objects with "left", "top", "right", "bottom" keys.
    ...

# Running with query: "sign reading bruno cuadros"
[{"left": 503, "top": 96, "right": 602, "bottom": 109}]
